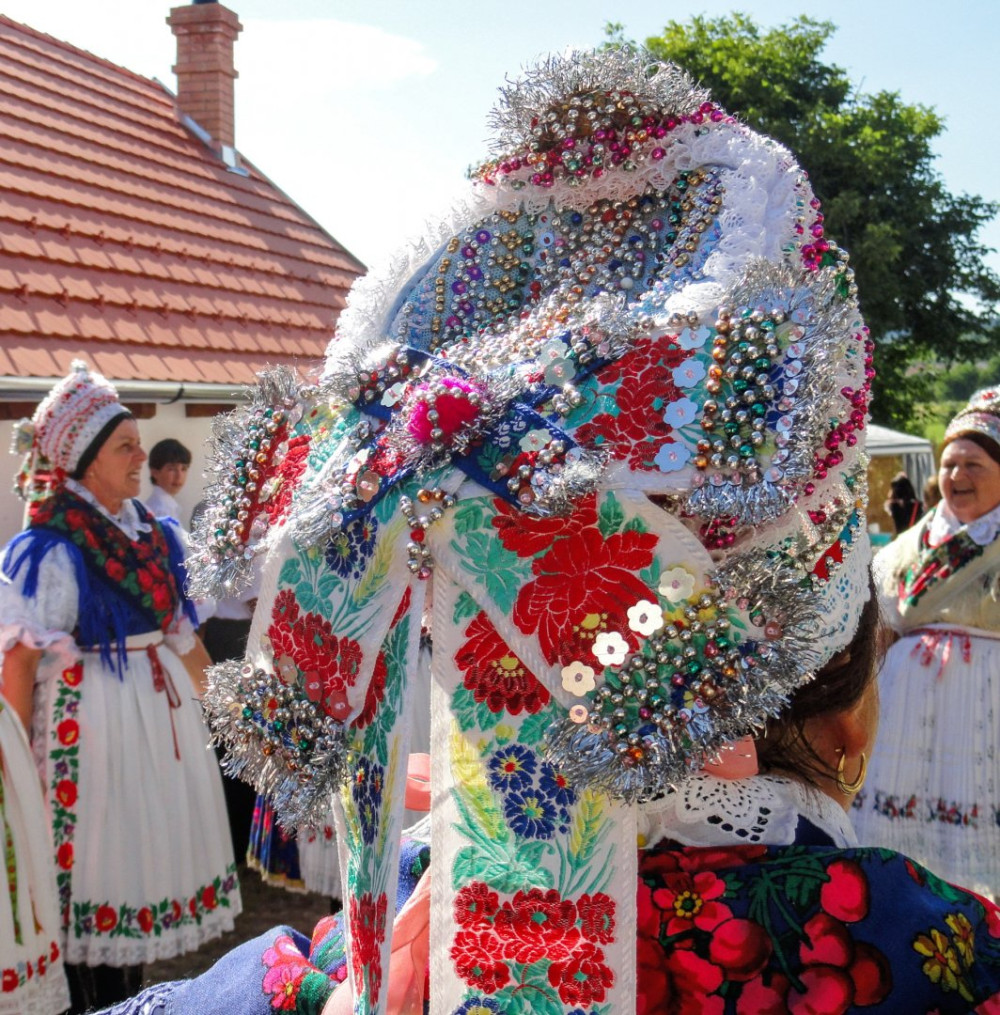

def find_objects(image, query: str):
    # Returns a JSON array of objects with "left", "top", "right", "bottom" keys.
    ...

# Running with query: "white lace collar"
[
  {"left": 65, "top": 479, "right": 151, "bottom": 542},
  {"left": 637, "top": 772, "right": 857, "bottom": 849},
  {"left": 928, "top": 499, "right": 1000, "bottom": 548}
]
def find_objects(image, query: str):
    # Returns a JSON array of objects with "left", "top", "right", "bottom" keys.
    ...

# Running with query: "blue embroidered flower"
[
  {"left": 453, "top": 998, "right": 501, "bottom": 1015},
  {"left": 325, "top": 516, "right": 378, "bottom": 579},
  {"left": 351, "top": 756, "right": 384, "bottom": 844},
  {"left": 503, "top": 788, "right": 557, "bottom": 839},
  {"left": 487, "top": 743, "right": 536, "bottom": 793},
  {"left": 539, "top": 761, "right": 577, "bottom": 808}
]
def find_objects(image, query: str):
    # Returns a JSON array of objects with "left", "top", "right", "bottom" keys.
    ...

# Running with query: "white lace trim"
[
  {"left": 929, "top": 499, "right": 1000, "bottom": 548},
  {"left": 638, "top": 773, "right": 857, "bottom": 848},
  {"left": 66, "top": 478, "right": 151, "bottom": 541}
]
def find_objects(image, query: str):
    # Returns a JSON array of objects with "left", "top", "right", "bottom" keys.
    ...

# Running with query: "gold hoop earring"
[{"left": 835, "top": 750, "right": 867, "bottom": 795}]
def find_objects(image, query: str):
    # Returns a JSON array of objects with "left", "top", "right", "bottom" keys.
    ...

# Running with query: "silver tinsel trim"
[
  {"left": 545, "top": 553, "right": 822, "bottom": 802},
  {"left": 187, "top": 368, "right": 307, "bottom": 600},
  {"left": 202, "top": 659, "right": 348, "bottom": 830},
  {"left": 482, "top": 49, "right": 708, "bottom": 167}
]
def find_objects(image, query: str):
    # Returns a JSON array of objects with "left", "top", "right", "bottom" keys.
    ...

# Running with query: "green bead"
[{"left": 733, "top": 379, "right": 749, "bottom": 393}]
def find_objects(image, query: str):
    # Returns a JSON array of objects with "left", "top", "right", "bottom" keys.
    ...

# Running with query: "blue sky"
[{"left": 5, "top": 0, "right": 998, "bottom": 285}]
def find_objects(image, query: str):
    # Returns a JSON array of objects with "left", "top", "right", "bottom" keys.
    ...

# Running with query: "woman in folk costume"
[
  {"left": 0, "top": 693, "right": 70, "bottom": 1015},
  {"left": 97, "top": 48, "right": 1000, "bottom": 1014},
  {"left": 854, "top": 390, "right": 1000, "bottom": 898},
  {"left": 0, "top": 363, "right": 240, "bottom": 1012}
]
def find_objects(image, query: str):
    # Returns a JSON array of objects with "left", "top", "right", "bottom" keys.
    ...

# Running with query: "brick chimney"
[{"left": 167, "top": 1, "right": 242, "bottom": 147}]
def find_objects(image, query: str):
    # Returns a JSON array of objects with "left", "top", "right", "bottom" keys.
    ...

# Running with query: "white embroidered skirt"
[
  {"left": 852, "top": 623, "right": 1000, "bottom": 899},
  {"left": 0, "top": 697, "right": 70, "bottom": 1015},
  {"left": 32, "top": 637, "right": 241, "bottom": 966}
]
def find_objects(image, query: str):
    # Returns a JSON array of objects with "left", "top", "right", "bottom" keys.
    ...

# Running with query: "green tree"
[{"left": 614, "top": 14, "right": 999, "bottom": 425}]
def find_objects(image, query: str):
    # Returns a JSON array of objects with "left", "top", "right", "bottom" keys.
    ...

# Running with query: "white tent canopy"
[{"left": 867, "top": 423, "right": 935, "bottom": 494}]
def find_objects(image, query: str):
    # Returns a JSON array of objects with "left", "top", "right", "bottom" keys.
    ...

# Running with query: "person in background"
[
  {"left": 923, "top": 472, "right": 942, "bottom": 511},
  {"left": 0, "top": 690, "right": 70, "bottom": 1015},
  {"left": 0, "top": 363, "right": 240, "bottom": 1013},
  {"left": 145, "top": 438, "right": 191, "bottom": 520},
  {"left": 855, "top": 387, "right": 1000, "bottom": 899},
  {"left": 883, "top": 470, "right": 922, "bottom": 535}
]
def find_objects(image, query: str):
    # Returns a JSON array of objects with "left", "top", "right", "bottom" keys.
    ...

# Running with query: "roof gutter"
[{"left": 0, "top": 376, "right": 246, "bottom": 403}]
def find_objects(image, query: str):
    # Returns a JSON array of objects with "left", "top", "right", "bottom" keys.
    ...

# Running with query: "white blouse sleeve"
[{"left": 0, "top": 539, "right": 81, "bottom": 671}]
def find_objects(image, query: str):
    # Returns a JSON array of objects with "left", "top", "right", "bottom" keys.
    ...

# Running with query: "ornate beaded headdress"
[
  {"left": 12, "top": 360, "right": 128, "bottom": 499},
  {"left": 944, "top": 386, "right": 1000, "bottom": 451},
  {"left": 190, "top": 49, "right": 872, "bottom": 1015}
]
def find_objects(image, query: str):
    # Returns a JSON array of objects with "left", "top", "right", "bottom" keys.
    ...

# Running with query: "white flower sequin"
[
  {"left": 381, "top": 381, "right": 407, "bottom": 407},
  {"left": 627, "top": 600, "right": 664, "bottom": 636},
  {"left": 675, "top": 325, "right": 712, "bottom": 350},
  {"left": 519, "top": 428, "right": 552, "bottom": 453},
  {"left": 592, "top": 631, "right": 629, "bottom": 667},
  {"left": 654, "top": 443, "right": 691, "bottom": 473},
  {"left": 659, "top": 566, "right": 695, "bottom": 603},
  {"left": 671, "top": 360, "right": 706, "bottom": 388},
  {"left": 663, "top": 397, "right": 699, "bottom": 429},
  {"left": 561, "top": 661, "right": 596, "bottom": 696}
]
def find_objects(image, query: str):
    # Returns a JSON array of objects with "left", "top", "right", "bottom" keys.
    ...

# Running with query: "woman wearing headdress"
[
  {"left": 854, "top": 390, "right": 1000, "bottom": 898},
  {"left": 96, "top": 48, "right": 1000, "bottom": 1013},
  {"left": 0, "top": 363, "right": 241, "bottom": 1013}
]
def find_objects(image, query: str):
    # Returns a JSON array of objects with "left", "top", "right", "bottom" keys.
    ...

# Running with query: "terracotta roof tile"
[{"left": 0, "top": 15, "right": 362, "bottom": 387}]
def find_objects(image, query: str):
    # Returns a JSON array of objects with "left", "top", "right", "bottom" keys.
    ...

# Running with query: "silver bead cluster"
[{"left": 399, "top": 487, "right": 457, "bottom": 578}]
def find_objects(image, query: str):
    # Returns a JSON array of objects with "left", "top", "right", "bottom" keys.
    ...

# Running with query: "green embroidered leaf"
[
  {"left": 453, "top": 498, "right": 491, "bottom": 535},
  {"left": 480, "top": 855, "right": 552, "bottom": 894},
  {"left": 518, "top": 704, "right": 559, "bottom": 747},
  {"left": 455, "top": 530, "right": 532, "bottom": 613},
  {"left": 597, "top": 492, "right": 625, "bottom": 538},
  {"left": 452, "top": 591, "right": 480, "bottom": 625},
  {"left": 451, "top": 728, "right": 507, "bottom": 843},
  {"left": 639, "top": 555, "right": 661, "bottom": 592},
  {"left": 452, "top": 845, "right": 486, "bottom": 887},
  {"left": 510, "top": 964, "right": 563, "bottom": 1015},
  {"left": 296, "top": 971, "right": 336, "bottom": 1015},
  {"left": 452, "top": 685, "right": 482, "bottom": 734},
  {"left": 623, "top": 514, "right": 649, "bottom": 533}
]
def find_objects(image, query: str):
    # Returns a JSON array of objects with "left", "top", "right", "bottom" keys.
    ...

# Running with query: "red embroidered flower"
[
  {"left": 137, "top": 907, "right": 154, "bottom": 933},
  {"left": 455, "top": 612, "right": 550, "bottom": 715},
  {"left": 56, "top": 719, "right": 79, "bottom": 746},
  {"left": 575, "top": 337, "right": 690, "bottom": 470},
  {"left": 652, "top": 870, "right": 733, "bottom": 938},
  {"left": 271, "top": 589, "right": 300, "bottom": 628},
  {"left": 55, "top": 779, "right": 77, "bottom": 808},
  {"left": 491, "top": 495, "right": 598, "bottom": 558},
  {"left": 494, "top": 888, "right": 580, "bottom": 963},
  {"left": 451, "top": 929, "right": 509, "bottom": 993},
  {"left": 350, "top": 892, "right": 387, "bottom": 1003},
  {"left": 64, "top": 508, "right": 88, "bottom": 531},
  {"left": 56, "top": 843, "right": 74, "bottom": 870},
  {"left": 171, "top": 900, "right": 182, "bottom": 922},
  {"left": 578, "top": 892, "right": 616, "bottom": 944},
  {"left": 189, "top": 896, "right": 198, "bottom": 917},
  {"left": 265, "top": 433, "right": 310, "bottom": 524},
  {"left": 151, "top": 582, "right": 173, "bottom": 613},
  {"left": 547, "top": 940, "right": 614, "bottom": 1007},
  {"left": 105, "top": 558, "right": 126, "bottom": 582},
  {"left": 201, "top": 885, "right": 218, "bottom": 911},
  {"left": 454, "top": 882, "right": 500, "bottom": 928},
  {"left": 513, "top": 525, "right": 657, "bottom": 664},
  {"left": 354, "top": 652, "right": 387, "bottom": 729},
  {"left": 62, "top": 664, "right": 83, "bottom": 687},
  {"left": 2, "top": 968, "right": 17, "bottom": 993},
  {"left": 95, "top": 905, "right": 118, "bottom": 932}
]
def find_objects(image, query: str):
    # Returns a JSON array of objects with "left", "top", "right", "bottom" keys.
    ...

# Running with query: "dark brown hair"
[{"left": 755, "top": 577, "right": 885, "bottom": 785}]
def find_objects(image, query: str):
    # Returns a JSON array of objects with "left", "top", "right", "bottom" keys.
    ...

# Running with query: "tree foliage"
[{"left": 610, "top": 14, "right": 999, "bottom": 425}]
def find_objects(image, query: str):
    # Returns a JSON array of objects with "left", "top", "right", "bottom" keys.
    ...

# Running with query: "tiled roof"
[{"left": 0, "top": 15, "right": 364, "bottom": 387}]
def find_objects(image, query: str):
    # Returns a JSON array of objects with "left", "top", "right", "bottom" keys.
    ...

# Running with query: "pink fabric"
[{"left": 405, "top": 753, "right": 431, "bottom": 812}]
